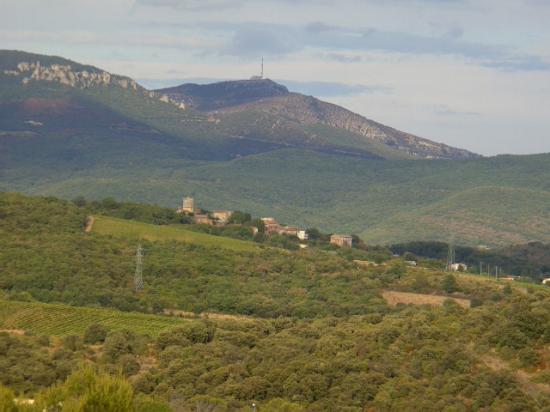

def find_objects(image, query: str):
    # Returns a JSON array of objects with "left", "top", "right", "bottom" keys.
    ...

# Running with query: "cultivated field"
[
  {"left": 0, "top": 300, "right": 186, "bottom": 337},
  {"left": 92, "top": 215, "right": 258, "bottom": 252},
  {"left": 382, "top": 290, "right": 471, "bottom": 308}
]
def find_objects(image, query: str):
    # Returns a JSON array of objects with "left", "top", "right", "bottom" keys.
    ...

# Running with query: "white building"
[{"left": 450, "top": 263, "right": 468, "bottom": 272}]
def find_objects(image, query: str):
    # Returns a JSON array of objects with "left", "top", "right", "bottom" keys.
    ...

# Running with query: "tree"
[
  {"left": 442, "top": 274, "right": 458, "bottom": 294},
  {"left": 228, "top": 211, "right": 252, "bottom": 224},
  {"left": 502, "top": 284, "right": 512, "bottom": 295},
  {"left": 84, "top": 324, "right": 108, "bottom": 344},
  {"left": 101, "top": 197, "right": 118, "bottom": 209},
  {"left": 190, "top": 395, "right": 228, "bottom": 412},
  {"left": 63, "top": 335, "right": 83, "bottom": 352},
  {"left": 119, "top": 354, "right": 140, "bottom": 377},
  {"left": 0, "top": 385, "right": 17, "bottom": 412},
  {"left": 72, "top": 196, "right": 87, "bottom": 208},
  {"left": 260, "top": 398, "right": 305, "bottom": 412},
  {"left": 36, "top": 365, "right": 135, "bottom": 412}
]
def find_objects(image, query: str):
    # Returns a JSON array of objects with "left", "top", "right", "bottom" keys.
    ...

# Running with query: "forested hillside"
[
  {"left": 1, "top": 50, "right": 550, "bottom": 247},
  {"left": 1, "top": 193, "right": 550, "bottom": 410},
  {"left": 3, "top": 148, "right": 549, "bottom": 247}
]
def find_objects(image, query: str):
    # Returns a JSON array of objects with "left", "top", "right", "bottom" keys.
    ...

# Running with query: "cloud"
[
  {"left": 432, "top": 105, "right": 481, "bottom": 116},
  {"left": 225, "top": 26, "right": 299, "bottom": 57},
  {"left": 134, "top": 0, "right": 245, "bottom": 10},
  {"left": 321, "top": 53, "right": 363, "bottom": 63},
  {"left": 481, "top": 55, "right": 550, "bottom": 71},
  {"left": 305, "top": 21, "right": 339, "bottom": 34},
  {"left": 0, "top": 30, "right": 223, "bottom": 52},
  {"left": 217, "top": 22, "right": 550, "bottom": 72}
]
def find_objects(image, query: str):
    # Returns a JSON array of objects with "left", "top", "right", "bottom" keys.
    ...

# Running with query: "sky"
[{"left": 1, "top": 0, "right": 550, "bottom": 156}]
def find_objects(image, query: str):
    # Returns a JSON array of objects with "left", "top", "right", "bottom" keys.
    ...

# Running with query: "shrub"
[
  {"left": 84, "top": 324, "right": 108, "bottom": 344},
  {"left": 442, "top": 274, "right": 458, "bottom": 294},
  {"left": 36, "top": 365, "right": 135, "bottom": 412},
  {"left": 0, "top": 385, "right": 17, "bottom": 412}
]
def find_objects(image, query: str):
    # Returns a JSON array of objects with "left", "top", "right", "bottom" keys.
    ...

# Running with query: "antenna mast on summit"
[
  {"left": 134, "top": 243, "right": 144, "bottom": 291},
  {"left": 261, "top": 57, "right": 264, "bottom": 78},
  {"left": 446, "top": 232, "right": 455, "bottom": 272}
]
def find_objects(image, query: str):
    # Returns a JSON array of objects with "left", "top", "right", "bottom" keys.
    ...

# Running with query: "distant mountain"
[
  {"left": 159, "top": 79, "right": 290, "bottom": 111},
  {"left": 157, "top": 79, "right": 478, "bottom": 160},
  {"left": 2, "top": 50, "right": 549, "bottom": 247}
]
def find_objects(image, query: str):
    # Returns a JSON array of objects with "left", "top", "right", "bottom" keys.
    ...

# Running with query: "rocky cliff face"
[
  {"left": 4, "top": 61, "right": 138, "bottom": 90},
  {"left": 2, "top": 59, "right": 187, "bottom": 112},
  {"left": 159, "top": 80, "right": 479, "bottom": 160},
  {"left": 222, "top": 93, "right": 477, "bottom": 160}
]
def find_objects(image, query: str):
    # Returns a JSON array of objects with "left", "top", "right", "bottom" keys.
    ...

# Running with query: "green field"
[
  {"left": 0, "top": 299, "right": 185, "bottom": 337},
  {"left": 92, "top": 215, "right": 259, "bottom": 252}
]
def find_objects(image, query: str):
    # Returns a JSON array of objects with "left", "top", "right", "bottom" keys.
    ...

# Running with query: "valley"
[
  {"left": 0, "top": 192, "right": 549, "bottom": 411},
  {"left": 1, "top": 47, "right": 550, "bottom": 411}
]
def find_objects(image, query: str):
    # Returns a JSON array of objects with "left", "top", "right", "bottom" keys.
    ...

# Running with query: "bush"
[
  {"left": 84, "top": 324, "right": 108, "bottom": 344},
  {"left": 442, "top": 274, "right": 458, "bottom": 294},
  {"left": 0, "top": 385, "right": 17, "bottom": 412},
  {"left": 63, "top": 335, "right": 83, "bottom": 352},
  {"left": 259, "top": 398, "right": 305, "bottom": 412},
  {"left": 119, "top": 354, "right": 140, "bottom": 377},
  {"left": 36, "top": 365, "right": 135, "bottom": 412},
  {"left": 157, "top": 321, "right": 215, "bottom": 350},
  {"left": 518, "top": 347, "right": 540, "bottom": 368}
]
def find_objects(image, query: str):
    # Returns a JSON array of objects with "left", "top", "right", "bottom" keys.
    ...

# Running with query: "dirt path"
[
  {"left": 84, "top": 216, "right": 95, "bottom": 233},
  {"left": 0, "top": 329, "right": 25, "bottom": 335}
]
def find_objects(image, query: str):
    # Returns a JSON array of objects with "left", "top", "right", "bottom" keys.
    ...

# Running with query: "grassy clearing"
[
  {"left": 381, "top": 290, "right": 471, "bottom": 308},
  {"left": 0, "top": 300, "right": 186, "bottom": 337},
  {"left": 92, "top": 215, "right": 258, "bottom": 252}
]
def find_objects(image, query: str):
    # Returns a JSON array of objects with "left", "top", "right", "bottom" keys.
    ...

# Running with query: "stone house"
[{"left": 330, "top": 234, "right": 353, "bottom": 247}]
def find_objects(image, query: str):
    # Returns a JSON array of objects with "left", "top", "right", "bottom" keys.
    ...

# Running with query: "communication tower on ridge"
[
  {"left": 446, "top": 234, "right": 456, "bottom": 272},
  {"left": 250, "top": 57, "right": 264, "bottom": 80}
]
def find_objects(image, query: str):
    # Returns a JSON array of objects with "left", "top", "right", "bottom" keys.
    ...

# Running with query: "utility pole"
[
  {"left": 479, "top": 261, "right": 482, "bottom": 275},
  {"left": 134, "top": 243, "right": 144, "bottom": 291},
  {"left": 446, "top": 240, "right": 455, "bottom": 272}
]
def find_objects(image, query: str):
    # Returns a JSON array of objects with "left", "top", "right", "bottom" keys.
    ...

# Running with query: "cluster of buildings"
[
  {"left": 261, "top": 217, "right": 309, "bottom": 240},
  {"left": 176, "top": 196, "right": 354, "bottom": 248},
  {"left": 177, "top": 197, "right": 234, "bottom": 226}
]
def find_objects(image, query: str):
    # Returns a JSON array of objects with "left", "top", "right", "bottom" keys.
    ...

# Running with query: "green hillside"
[
  {"left": 2, "top": 192, "right": 550, "bottom": 410},
  {"left": 92, "top": 216, "right": 258, "bottom": 252},
  {"left": 1, "top": 50, "right": 550, "bottom": 247},
  {"left": 4, "top": 149, "right": 549, "bottom": 247}
]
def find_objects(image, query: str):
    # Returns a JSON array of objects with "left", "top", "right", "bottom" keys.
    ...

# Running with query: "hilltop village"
[{"left": 176, "top": 196, "right": 353, "bottom": 248}]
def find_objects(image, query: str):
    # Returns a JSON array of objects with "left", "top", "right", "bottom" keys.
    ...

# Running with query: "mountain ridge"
[
  {"left": 3, "top": 50, "right": 549, "bottom": 247},
  {"left": 157, "top": 78, "right": 479, "bottom": 160}
]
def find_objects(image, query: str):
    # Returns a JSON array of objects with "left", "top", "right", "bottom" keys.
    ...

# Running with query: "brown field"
[{"left": 382, "top": 290, "right": 471, "bottom": 309}]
